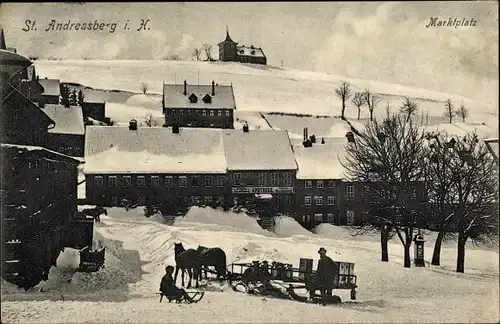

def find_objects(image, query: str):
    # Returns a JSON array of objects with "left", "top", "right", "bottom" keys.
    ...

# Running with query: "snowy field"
[
  {"left": 33, "top": 60, "right": 498, "bottom": 136},
  {"left": 2, "top": 207, "right": 498, "bottom": 323}
]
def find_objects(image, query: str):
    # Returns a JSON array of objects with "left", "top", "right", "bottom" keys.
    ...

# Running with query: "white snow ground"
[{"left": 2, "top": 207, "right": 498, "bottom": 323}]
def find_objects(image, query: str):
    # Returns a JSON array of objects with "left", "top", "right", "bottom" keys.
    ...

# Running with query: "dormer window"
[
  {"left": 188, "top": 93, "right": 198, "bottom": 103},
  {"left": 251, "top": 50, "right": 255, "bottom": 55},
  {"left": 239, "top": 50, "right": 244, "bottom": 54},
  {"left": 202, "top": 94, "right": 212, "bottom": 104}
]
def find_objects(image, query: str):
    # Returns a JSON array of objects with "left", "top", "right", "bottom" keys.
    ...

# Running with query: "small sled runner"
[{"left": 157, "top": 291, "right": 205, "bottom": 304}]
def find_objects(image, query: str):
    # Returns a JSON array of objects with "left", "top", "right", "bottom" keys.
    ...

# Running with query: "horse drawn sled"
[{"left": 223, "top": 259, "right": 358, "bottom": 305}]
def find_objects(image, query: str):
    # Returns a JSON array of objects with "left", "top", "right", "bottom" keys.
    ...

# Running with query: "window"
[
  {"left": 204, "top": 196, "right": 212, "bottom": 205},
  {"left": 327, "top": 213, "right": 335, "bottom": 224},
  {"left": 205, "top": 176, "right": 213, "bottom": 187},
  {"left": 302, "top": 214, "right": 311, "bottom": 223},
  {"left": 209, "top": 110, "right": 214, "bottom": 117},
  {"left": 151, "top": 176, "right": 160, "bottom": 187},
  {"left": 314, "top": 213, "right": 323, "bottom": 222},
  {"left": 317, "top": 180, "right": 324, "bottom": 189},
  {"left": 179, "top": 109, "right": 184, "bottom": 116},
  {"left": 225, "top": 110, "right": 230, "bottom": 117},
  {"left": 217, "top": 176, "right": 226, "bottom": 187},
  {"left": 346, "top": 185, "right": 355, "bottom": 200},
  {"left": 327, "top": 196, "right": 335, "bottom": 205},
  {"left": 202, "top": 110, "right": 207, "bottom": 116},
  {"left": 217, "top": 110, "right": 222, "bottom": 117},
  {"left": 165, "top": 176, "right": 173, "bottom": 187},
  {"left": 270, "top": 173, "right": 279, "bottom": 186},
  {"left": 137, "top": 176, "right": 146, "bottom": 187},
  {"left": 315, "top": 196, "right": 324, "bottom": 206},
  {"left": 179, "top": 176, "right": 187, "bottom": 187},
  {"left": 328, "top": 180, "right": 336, "bottom": 188},
  {"left": 305, "top": 196, "right": 312, "bottom": 206},
  {"left": 191, "top": 176, "right": 199, "bottom": 187},
  {"left": 94, "top": 176, "right": 103, "bottom": 186},
  {"left": 346, "top": 210, "right": 355, "bottom": 225},
  {"left": 233, "top": 173, "right": 241, "bottom": 186},
  {"left": 258, "top": 173, "right": 267, "bottom": 186},
  {"left": 305, "top": 181, "right": 312, "bottom": 188},
  {"left": 283, "top": 173, "right": 292, "bottom": 186},
  {"left": 108, "top": 176, "right": 117, "bottom": 187},
  {"left": 191, "top": 196, "right": 200, "bottom": 205},
  {"left": 171, "top": 109, "right": 176, "bottom": 115}
]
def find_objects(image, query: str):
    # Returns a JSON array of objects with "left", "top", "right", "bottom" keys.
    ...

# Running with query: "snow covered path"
[{"left": 2, "top": 207, "right": 498, "bottom": 323}]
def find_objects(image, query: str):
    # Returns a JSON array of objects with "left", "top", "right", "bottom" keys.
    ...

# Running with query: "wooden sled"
[{"left": 157, "top": 291, "right": 205, "bottom": 304}]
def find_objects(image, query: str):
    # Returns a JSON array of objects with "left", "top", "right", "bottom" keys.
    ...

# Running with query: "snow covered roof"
[
  {"left": 38, "top": 78, "right": 61, "bottom": 96},
  {"left": 163, "top": 84, "right": 236, "bottom": 110},
  {"left": 84, "top": 126, "right": 227, "bottom": 174},
  {"left": 41, "top": 104, "right": 85, "bottom": 135},
  {"left": 222, "top": 129, "right": 297, "bottom": 171},
  {"left": 0, "top": 143, "right": 82, "bottom": 164},
  {"left": 292, "top": 137, "right": 349, "bottom": 180},
  {"left": 236, "top": 45, "right": 266, "bottom": 58}
]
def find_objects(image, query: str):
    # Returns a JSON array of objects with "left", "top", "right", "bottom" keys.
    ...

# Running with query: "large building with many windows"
[{"left": 162, "top": 81, "right": 235, "bottom": 129}]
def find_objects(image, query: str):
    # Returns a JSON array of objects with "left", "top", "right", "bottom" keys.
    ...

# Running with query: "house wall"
[
  {"left": 45, "top": 133, "right": 85, "bottom": 157},
  {"left": 227, "top": 169, "right": 296, "bottom": 213},
  {"left": 82, "top": 102, "right": 105, "bottom": 121},
  {"left": 218, "top": 43, "right": 237, "bottom": 61},
  {"left": 237, "top": 55, "right": 267, "bottom": 65},
  {"left": 165, "top": 108, "right": 234, "bottom": 129},
  {"left": 85, "top": 173, "right": 230, "bottom": 207},
  {"left": 42, "top": 94, "right": 59, "bottom": 105}
]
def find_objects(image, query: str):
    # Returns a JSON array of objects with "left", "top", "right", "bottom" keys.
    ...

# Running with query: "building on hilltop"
[
  {"left": 41, "top": 104, "right": 85, "bottom": 157},
  {"left": 162, "top": 80, "right": 235, "bottom": 129},
  {"left": 217, "top": 28, "right": 267, "bottom": 65}
]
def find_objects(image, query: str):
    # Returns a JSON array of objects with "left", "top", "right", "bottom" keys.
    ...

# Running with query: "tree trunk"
[
  {"left": 381, "top": 226, "right": 389, "bottom": 262},
  {"left": 370, "top": 109, "right": 374, "bottom": 121},
  {"left": 456, "top": 234, "right": 466, "bottom": 273},
  {"left": 341, "top": 100, "right": 345, "bottom": 118},
  {"left": 357, "top": 108, "right": 360, "bottom": 120},
  {"left": 403, "top": 243, "right": 411, "bottom": 268},
  {"left": 431, "top": 230, "right": 445, "bottom": 266}
]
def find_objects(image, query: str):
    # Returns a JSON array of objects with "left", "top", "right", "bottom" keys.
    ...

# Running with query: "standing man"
[{"left": 316, "top": 247, "right": 334, "bottom": 306}]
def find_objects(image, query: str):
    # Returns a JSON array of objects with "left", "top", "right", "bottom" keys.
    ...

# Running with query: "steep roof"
[
  {"left": 222, "top": 129, "right": 297, "bottom": 171},
  {"left": 217, "top": 29, "right": 238, "bottom": 46},
  {"left": 1, "top": 143, "right": 82, "bottom": 165},
  {"left": 292, "top": 137, "right": 350, "bottom": 180},
  {"left": 236, "top": 45, "right": 266, "bottom": 59},
  {"left": 0, "top": 49, "right": 32, "bottom": 68},
  {"left": 84, "top": 126, "right": 227, "bottom": 174},
  {"left": 41, "top": 104, "right": 85, "bottom": 135},
  {"left": 163, "top": 84, "right": 236, "bottom": 110},
  {"left": 38, "top": 78, "right": 61, "bottom": 97},
  {"left": 0, "top": 29, "right": 6, "bottom": 50}
]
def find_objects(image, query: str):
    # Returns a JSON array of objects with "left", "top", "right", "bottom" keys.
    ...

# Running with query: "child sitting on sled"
[{"left": 159, "top": 265, "right": 203, "bottom": 303}]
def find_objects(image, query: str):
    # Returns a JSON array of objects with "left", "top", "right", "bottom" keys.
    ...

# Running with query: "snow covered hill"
[
  {"left": 2, "top": 207, "right": 498, "bottom": 323},
  {"left": 33, "top": 60, "right": 498, "bottom": 133}
]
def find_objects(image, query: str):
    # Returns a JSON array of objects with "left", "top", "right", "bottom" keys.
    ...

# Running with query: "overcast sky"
[{"left": 1, "top": 2, "right": 498, "bottom": 104}]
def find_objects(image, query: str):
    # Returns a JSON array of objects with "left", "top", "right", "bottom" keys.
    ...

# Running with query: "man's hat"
[
  {"left": 165, "top": 265, "right": 174, "bottom": 272},
  {"left": 318, "top": 247, "right": 327, "bottom": 254}
]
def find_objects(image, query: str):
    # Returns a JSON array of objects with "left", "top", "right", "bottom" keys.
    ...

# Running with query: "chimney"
[
  {"left": 183, "top": 80, "right": 187, "bottom": 95},
  {"left": 321, "top": 137, "right": 325, "bottom": 144},
  {"left": 172, "top": 122, "right": 180, "bottom": 134},
  {"left": 346, "top": 131, "right": 355, "bottom": 143},
  {"left": 305, "top": 127, "right": 308, "bottom": 141},
  {"left": 243, "top": 123, "right": 249, "bottom": 133},
  {"left": 212, "top": 80, "right": 215, "bottom": 96},
  {"left": 36, "top": 75, "right": 39, "bottom": 81},
  {"left": 39, "top": 99, "right": 45, "bottom": 108},
  {"left": 309, "top": 134, "right": 316, "bottom": 144},
  {"left": 129, "top": 119, "right": 138, "bottom": 130}
]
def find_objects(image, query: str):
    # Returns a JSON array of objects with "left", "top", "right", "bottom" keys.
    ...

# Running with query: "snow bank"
[
  {"left": 174, "top": 206, "right": 272, "bottom": 236},
  {"left": 272, "top": 216, "right": 313, "bottom": 238},
  {"left": 125, "top": 94, "right": 162, "bottom": 110},
  {"left": 105, "top": 102, "right": 162, "bottom": 123}
]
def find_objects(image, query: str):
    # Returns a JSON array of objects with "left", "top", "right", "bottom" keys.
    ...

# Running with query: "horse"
[
  {"left": 81, "top": 206, "right": 107, "bottom": 222},
  {"left": 197, "top": 245, "right": 227, "bottom": 281},
  {"left": 173, "top": 243, "right": 200, "bottom": 289}
]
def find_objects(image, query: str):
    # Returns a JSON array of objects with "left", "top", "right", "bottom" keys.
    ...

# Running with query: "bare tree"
[
  {"left": 351, "top": 92, "right": 365, "bottom": 120},
  {"left": 202, "top": 43, "right": 213, "bottom": 61},
  {"left": 456, "top": 102, "right": 469, "bottom": 123},
  {"left": 363, "top": 89, "right": 380, "bottom": 121},
  {"left": 334, "top": 81, "right": 352, "bottom": 119},
  {"left": 342, "top": 112, "right": 428, "bottom": 267},
  {"left": 168, "top": 54, "right": 181, "bottom": 61},
  {"left": 444, "top": 99, "right": 455, "bottom": 123},
  {"left": 445, "top": 133, "right": 499, "bottom": 272},
  {"left": 192, "top": 48, "right": 202, "bottom": 61},
  {"left": 399, "top": 97, "right": 419, "bottom": 122},
  {"left": 144, "top": 113, "right": 156, "bottom": 127},
  {"left": 141, "top": 82, "right": 148, "bottom": 95},
  {"left": 423, "top": 132, "right": 460, "bottom": 266}
]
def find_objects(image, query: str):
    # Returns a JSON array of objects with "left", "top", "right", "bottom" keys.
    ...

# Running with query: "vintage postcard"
[{"left": 0, "top": 2, "right": 498, "bottom": 323}]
